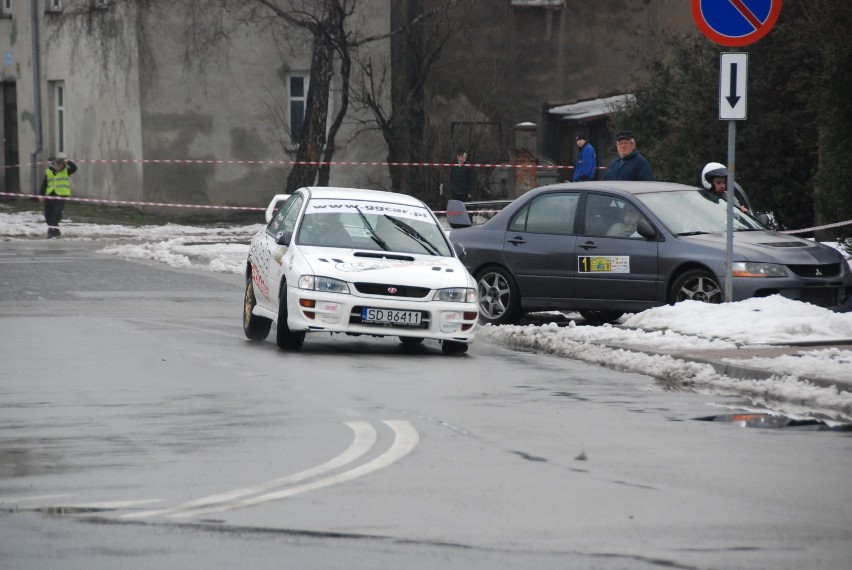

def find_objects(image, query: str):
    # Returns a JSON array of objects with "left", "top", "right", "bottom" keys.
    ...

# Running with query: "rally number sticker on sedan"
[
  {"left": 578, "top": 256, "right": 630, "bottom": 273},
  {"left": 361, "top": 308, "right": 422, "bottom": 326}
]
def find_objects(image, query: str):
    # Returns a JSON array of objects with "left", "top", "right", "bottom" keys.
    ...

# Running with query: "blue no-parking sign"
[{"left": 691, "top": 0, "right": 782, "bottom": 47}]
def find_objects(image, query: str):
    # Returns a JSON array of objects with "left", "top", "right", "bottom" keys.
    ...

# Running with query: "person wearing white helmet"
[{"left": 701, "top": 162, "right": 752, "bottom": 214}]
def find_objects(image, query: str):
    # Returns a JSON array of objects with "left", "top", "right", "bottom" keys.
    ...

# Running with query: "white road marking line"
[
  {"left": 121, "top": 421, "right": 377, "bottom": 520},
  {"left": 169, "top": 420, "right": 419, "bottom": 519}
]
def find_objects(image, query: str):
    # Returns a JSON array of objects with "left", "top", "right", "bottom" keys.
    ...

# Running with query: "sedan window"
[
  {"left": 638, "top": 190, "right": 764, "bottom": 235},
  {"left": 584, "top": 194, "right": 649, "bottom": 239},
  {"left": 268, "top": 194, "right": 304, "bottom": 237},
  {"left": 509, "top": 193, "right": 579, "bottom": 234}
]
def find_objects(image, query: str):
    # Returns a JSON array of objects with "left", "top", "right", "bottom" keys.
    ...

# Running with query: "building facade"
[
  {"left": 419, "top": 0, "right": 697, "bottom": 197},
  {"left": 1, "top": 0, "right": 695, "bottom": 210}
]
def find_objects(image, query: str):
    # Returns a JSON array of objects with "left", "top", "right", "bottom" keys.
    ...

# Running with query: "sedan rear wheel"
[
  {"left": 243, "top": 278, "right": 272, "bottom": 340},
  {"left": 475, "top": 267, "right": 521, "bottom": 325},
  {"left": 579, "top": 310, "right": 624, "bottom": 325},
  {"left": 276, "top": 285, "right": 305, "bottom": 351},
  {"left": 669, "top": 269, "right": 723, "bottom": 304}
]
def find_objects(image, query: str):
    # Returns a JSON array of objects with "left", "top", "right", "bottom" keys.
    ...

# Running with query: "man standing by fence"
[
  {"left": 603, "top": 131, "right": 653, "bottom": 181},
  {"left": 40, "top": 153, "right": 78, "bottom": 238},
  {"left": 572, "top": 134, "right": 597, "bottom": 182},
  {"left": 449, "top": 148, "right": 476, "bottom": 202}
]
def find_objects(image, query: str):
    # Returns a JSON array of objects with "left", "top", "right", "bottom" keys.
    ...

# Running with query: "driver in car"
[
  {"left": 299, "top": 213, "right": 351, "bottom": 246},
  {"left": 607, "top": 207, "right": 641, "bottom": 238}
]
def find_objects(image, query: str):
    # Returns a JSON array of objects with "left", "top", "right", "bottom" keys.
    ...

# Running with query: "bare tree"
[
  {"left": 245, "top": 0, "right": 469, "bottom": 192},
  {"left": 351, "top": 1, "right": 472, "bottom": 201}
]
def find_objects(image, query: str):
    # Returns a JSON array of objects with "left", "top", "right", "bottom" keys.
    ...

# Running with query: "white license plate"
[{"left": 361, "top": 308, "right": 421, "bottom": 326}]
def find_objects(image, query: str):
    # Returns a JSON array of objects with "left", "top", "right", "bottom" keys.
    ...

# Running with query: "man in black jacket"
[
  {"left": 603, "top": 131, "right": 653, "bottom": 181},
  {"left": 449, "top": 149, "right": 476, "bottom": 201}
]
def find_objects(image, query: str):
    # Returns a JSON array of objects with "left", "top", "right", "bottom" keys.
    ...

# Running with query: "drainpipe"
[{"left": 30, "top": 0, "right": 43, "bottom": 195}]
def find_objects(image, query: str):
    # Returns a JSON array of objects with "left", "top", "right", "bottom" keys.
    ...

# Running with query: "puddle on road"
[
  {"left": 34, "top": 506, "right": 114, "bottom": 515},
  {"left": 696, "top": 413, "right": 852, "bottom": 431}
]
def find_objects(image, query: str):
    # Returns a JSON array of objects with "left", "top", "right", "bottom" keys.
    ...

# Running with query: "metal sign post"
[
  {"left": 719, "top": 52, "right": 748, "bottom": 302},
  {"left": 724, "top": 122, "right": 737, "bottom": 301}
]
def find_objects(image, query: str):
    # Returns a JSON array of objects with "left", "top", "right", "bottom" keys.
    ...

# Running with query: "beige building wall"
[
  {"left": 1, "top": 0, "right": 390, "bottom": 213},
  {"left": 1, "top": 1, "right": 144, "bottom": 200}
]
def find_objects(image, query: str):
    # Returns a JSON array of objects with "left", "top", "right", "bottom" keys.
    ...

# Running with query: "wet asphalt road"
[{"left": 1, "top": 239, "right": 851, "bottom": 570}]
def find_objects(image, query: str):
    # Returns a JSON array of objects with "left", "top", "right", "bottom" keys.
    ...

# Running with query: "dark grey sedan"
[{"left": 447, "top": 181, "right": 852, "bottom": 324}]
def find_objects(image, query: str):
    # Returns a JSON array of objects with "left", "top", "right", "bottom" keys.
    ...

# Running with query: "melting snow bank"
[
  {"left": 479, "top": 320, "right": 852, "bottom": 423},
  {"left": 724, "top": 348, "right": 852, "bottom": 384},
  {"left": 99, "top": 240, "right": 250, "bottom": 274},
  {"left": 624, "top": 297, "right": 852, "bottom": 344}
]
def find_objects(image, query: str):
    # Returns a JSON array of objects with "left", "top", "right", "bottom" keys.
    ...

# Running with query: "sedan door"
[
  {"left": 573, "top": 193, "right": 660, "bottom": 303},
  {"left": 501, "top": 192, "right": 580, "bottom": 303}
]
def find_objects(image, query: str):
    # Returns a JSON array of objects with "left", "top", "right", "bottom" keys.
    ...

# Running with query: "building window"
[
  {"left": 288, "top": 73, "right": 308, "bottom": 143},
  {"left": 50, "top": 81, "right": 66, "bottom": 155},
  {"left": 46, "top": 0, "right": 62, "bottom": 13},
  {"left": 1, "top": 0, "right": 12, "bottom": 18},
  {"left": 94, "top": 0, "right": 109, "bottom": 10}
]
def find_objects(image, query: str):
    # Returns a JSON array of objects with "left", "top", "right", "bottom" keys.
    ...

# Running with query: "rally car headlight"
[
  {"left": 732, "top": 262, "right": 788, "bottom": 278},
  {"left": 433, "top": 287, "right": 477, "bottom": 303},
  {"left": 298, "top": 275, "right": 350, "bottom": 293}
]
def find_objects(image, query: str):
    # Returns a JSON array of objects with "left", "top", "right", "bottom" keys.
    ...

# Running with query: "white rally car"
[{"left": 243, "top": 187, "right": 478, "bottom": 354}]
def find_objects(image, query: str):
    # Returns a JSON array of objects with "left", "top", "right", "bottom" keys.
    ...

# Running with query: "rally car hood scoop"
[{"left": 758, "top": 241, "right": 809, "bottom": 248}]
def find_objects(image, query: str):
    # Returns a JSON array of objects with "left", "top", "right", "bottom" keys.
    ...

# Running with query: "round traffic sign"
[{"left": 691, "top": 0, "right": 782, "bottom": 47}]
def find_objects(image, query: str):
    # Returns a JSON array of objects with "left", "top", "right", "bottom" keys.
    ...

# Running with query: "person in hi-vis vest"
[{"left": 39, "top": 153, "right": 78, "bottom": 238}]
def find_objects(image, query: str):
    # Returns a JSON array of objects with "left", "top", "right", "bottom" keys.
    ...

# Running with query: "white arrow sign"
[
  {"left": 719, "top": 53, "right": 748, "bottom": 121},
  {"left": 720, "top": 53, "right": 747, "bottom": 120}
]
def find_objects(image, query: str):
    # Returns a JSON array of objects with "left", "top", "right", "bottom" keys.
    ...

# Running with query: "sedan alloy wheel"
[
  {"left": 670, "top": 269, "right": 723, "bottom": 304},
  {"left": 476, "top": 267, "right": 521, "bottom": 325}
]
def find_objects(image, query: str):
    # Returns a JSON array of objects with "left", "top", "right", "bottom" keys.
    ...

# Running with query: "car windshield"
[
  {"left": 636, "top": 189, "right": 765, "bottom": 235},
  {"left": 297, "top": 198, "right": 453, "bottom": 256}
]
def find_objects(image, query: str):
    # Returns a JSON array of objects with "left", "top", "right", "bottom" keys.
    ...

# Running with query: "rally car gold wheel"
[
  {"left": 243, "top": 278, "right": 272, "bottom": 341},
  {"left": 276, "top": 284, "right": 305, "bottom": 351}
]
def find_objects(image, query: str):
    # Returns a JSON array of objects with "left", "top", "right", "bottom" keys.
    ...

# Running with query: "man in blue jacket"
[
  {"left": 603, "top": 131, "right": 654, "bottom": 181},
  {"left": 572, "top": 134, "right": 596, "bottom": 182}
]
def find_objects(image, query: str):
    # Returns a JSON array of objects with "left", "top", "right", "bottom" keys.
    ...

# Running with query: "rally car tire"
[
  {"left": 276, "top": 285, "right": 305, "bottom": 351},
  {"left": 243, "top": 279, "right": 272, "bottom": 340},
  {"left": 441, "top": 340, "right": 469, "bottom": 355}
]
